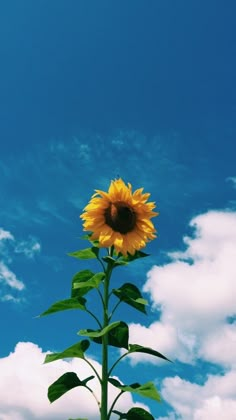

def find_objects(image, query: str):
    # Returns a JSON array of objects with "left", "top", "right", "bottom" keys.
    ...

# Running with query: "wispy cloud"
[
  {"left": 0, "top": 228, "right": 14, "bottom": 241},
  {"left": 14, "top": 237, "right": 41, "bottom": 259},
  {"left": 0, "top": 131, "right": 191, "bottom": 229},
  {"left": 0, "top": 262, "right": 25, "bottom": 291},
  {"left": 226, "top": 176, "right": 236, "bottom": 189},
  {"left": 0, "top": 227, "right": 41, "bottom": 302},
  {"left": 0, "top": 294, "right": 23, "bottom": 304},
  {"left": 0, "top": 130, "right": 234, "bottom": 237}
]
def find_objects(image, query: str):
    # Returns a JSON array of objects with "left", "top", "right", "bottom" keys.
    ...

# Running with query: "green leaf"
[
  {"left": 68, "top": 247, "right": 99, "bottom": 260},
  {"left": 104, "top": 321, "right": 129, "bottom": 349},
  {"left": 113, "top": 283, "right": 148, "bottom": 314},
  {"left": 73, "top": 272, "right": 105, "bottom": 292},
  {"left": 81, "top": 233, "right": 99, "bottom": 247},
  {"left": 79, "top": 321, "right": 129, "bottom": 349},
  {"left": 39, "top": 297, "right": 86, "bottom": 317},
  {"left": 79, "top": 321, "right": 120, "bottom": 338},
  {"left": 128, "top": 344, "right": 171, "bottom": 362},
  {"left": 109, "top": 379, "right": 161, "bottom": 402},
  {"left": 68, "top": 418, "right": 88, "bottom": 420},
  {"left": 44, "top": 340, "right": 90, "bottom": 364},
  {"left": 71, "top": 270, "right": 96, "bottom": 298},
  {"left": 113, "top": 407, "right": 154, "bottom": 420},
  {"left": 120, "top": 250, "right": 149, "bottom": 263},
  {"left": 48, "top": 372, "right": 94, "bottom": 403},
  {"left": 102, "top": 256, "right": 128, "bottom": 267}
]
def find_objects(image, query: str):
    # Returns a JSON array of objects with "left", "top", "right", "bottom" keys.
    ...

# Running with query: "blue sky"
[{"left": 0, "top": 1, "right": 236, "bottom": 419}]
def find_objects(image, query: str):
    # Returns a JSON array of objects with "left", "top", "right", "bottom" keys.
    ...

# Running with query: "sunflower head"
[{"left": 80, "top": 178, "right": 158, "bottom": 256}]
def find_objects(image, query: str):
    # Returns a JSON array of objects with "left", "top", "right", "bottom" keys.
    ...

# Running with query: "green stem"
[
  {"left": 97, "top": 288, "right": 105, "bottom": 310},
  {"left": 97, "top": 256, "right": 106, "bottom": 272},
  {"left": 85, "top": 384, "right": 101, "bottom": 410},
  {"left": 84, "top": 357, "right": 102, "bottom": 384},
  {"left": 107, "top": 390, "right": 124, "bottom": 420},
  {"left": 85, "top": 309, "right": 103, "bottom": 329},
  {"left": 109, "top": 300, "right": 121, "bottom": 322},
  {"left": 108, "top": 352, "right": 128, "bottom": 377},
  {"left": 100, "top": 263, "right": 112, "bottom": 419}
]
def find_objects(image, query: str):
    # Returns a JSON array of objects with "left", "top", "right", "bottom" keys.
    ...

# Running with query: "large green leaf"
[
  {"left": 113, "top": 283, "right": 147, "bottom": 314},
  {"left": 71, "top": 270, "right": 95, "bottom": 298},
  {"left": 68, "top": 247, "right": 99, "bottom": 260},
  {"left": 109, "top": 379, "right": 161, "bottom": 402},
  {"left": 79, "top": 321, "right": 119, "bottom": 338},
  {"left": 128, "top": 344, "right": 171, "bottom": 362},
  {"left": 113, "top": 407, "right": 154, "bottom": 420},
  {"left": 73, "top": 272, "right": 105, "bottom": 292},
  {"left": 79, "top": 321, "right": 129, "bottom": 349},
  {"left": 44, "top": 340, "right": 90, "bottom": 364},
  {"left": 48, "top": 372, "right": 94, "bottom": 403},
  {"left": 39, "top": 297, "right": 86, "bottom": 317}
]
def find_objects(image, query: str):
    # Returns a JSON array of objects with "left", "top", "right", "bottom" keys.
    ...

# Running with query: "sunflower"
[{"left": 80, "top": 178, "right": 158, "bottom": 256}]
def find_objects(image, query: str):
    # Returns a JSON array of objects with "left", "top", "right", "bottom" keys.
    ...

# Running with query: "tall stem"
[{"left": 100, "top": 263, "right": 112, "bottom": 420}]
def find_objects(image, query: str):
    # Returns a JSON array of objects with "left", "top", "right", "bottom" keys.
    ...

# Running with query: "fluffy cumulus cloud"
[
  {"left": 129, "top": 210, "right": 236, "bottom": 367},
  {"left": 161, "top": 370, "right": 236, "bottom": 420},
  {"left": 127, "top": 210, "right": 236, "bottom": 419},
  {"left": 0, "top": 342, "right": 149, "bottom": 420},
  {"left": 0, "top": 227, "right": 41, "bottom": 302}
]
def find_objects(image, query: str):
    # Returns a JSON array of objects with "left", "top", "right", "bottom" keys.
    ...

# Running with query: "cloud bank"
[
  {"left": 129, "top": 210, "right": 236, "bottom": 367},
  {"left": 128, "top": 210, "right": 236, "bottom": 419},
  {"left": 161, "top": 370, "right": 236, "bottom": 420},
  {"left": 0, "top": 342, "right": 149, "bottom": 420}
]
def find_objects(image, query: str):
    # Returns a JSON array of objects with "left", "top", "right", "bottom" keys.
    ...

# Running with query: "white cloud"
[
  {"left": 0, "top": 227, "right": 41, "bottom": 302},
  {"left": 0, "top": 262, "right": 25, "bottom": 291},
  {"left": 0, "top": 294, "right": 23, "bottom": 303},
  {"left": 14, "top": 236, "right": 41, "bottom": 259},
  {"left": 226, "top": 176, "right": 236, "bottom": 188},
  {"left": 126, "top": 210, "right": 236, "bottom": 419},
  {"left": 128, "top": 211, "right": 236, "bottom": 367},
  {"left": 0, "top": 342, "right": 150, "bottom": 420},
  {"left": 161, "top": 370, "right": 236, "bottom": 420},
  {"left": 199, "top": 322, "right": 236, "bottom": 367},
  {"left": 0, "top": 228, "right": 14, "bottom": 242},
  {"left": 156, "top": 414, "right": 177, "bottom": 420}
]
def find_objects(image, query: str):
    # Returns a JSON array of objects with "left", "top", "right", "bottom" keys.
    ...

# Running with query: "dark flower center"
[{"left": 104, "top": 201, "right": 137, "bottom": 234}]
